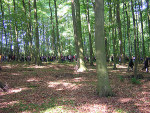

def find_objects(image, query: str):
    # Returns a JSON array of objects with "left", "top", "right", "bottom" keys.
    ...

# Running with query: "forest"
[{"left": 0, "top": 0, "right": 150, "bottom": 112}]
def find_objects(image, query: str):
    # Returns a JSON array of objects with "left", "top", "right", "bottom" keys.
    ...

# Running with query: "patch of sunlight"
[
  {"left": 0, "top": 100, "right": 19, "bottom": 108},
  {"left": 116, "top": 64, "right": 127, "bottom": 68},
  {"left": 22, "top": 111, "right": 32, "bottom": 113},
  {"left": 8, "top": 87, "right": 30, "bottom": 94},
  {"left": 142, "top": 91, "right": 150, "bottom": 95},
  {"left": 122, "top": 72, "right": 127, "bottom": 74},
  {"left": 27, "top": 78, "right": 40, "bottom": 82},
  {"left": 110, "top": 70, "right": 120, "bottom": 72},
  {"left": 77, "top": 104, "right": 108, "bottom": 113},
  {"left": 73, "top": 77, "right": 84, "bottom": 82},
  {"left": 42, "top": 106, "right": 65, "bottom": 113},
  {"left": 2, "top": 65, "right": 12, "bottom": 68},
  {"left": 11, "top": 73, "right": 21, "bottom": 76},
  {"left": 47, "top": 81, "right": 81, "bottom": 90},
  {"left": 118, "top": 98, "right": 133, "bottom": 103},
  {"left": 88, "top": 68, "right": 96, "bottom": 71}
]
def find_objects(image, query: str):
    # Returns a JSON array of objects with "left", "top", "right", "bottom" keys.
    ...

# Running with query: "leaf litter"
[{"left": 0, "top": 63, "right": 150, "bottom": 113}]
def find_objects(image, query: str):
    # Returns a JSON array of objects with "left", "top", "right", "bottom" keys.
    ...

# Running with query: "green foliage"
[
  {"left": 1, "top": 98, "right": 56, "bottom": 112},
  {"left": 131, "top": 78, "right": 141, "bottom": 85},
  {"left": 118, "top": 75, "right": 124, "bottom": 82},
  {"left": 115, "top": 108, "right": 126, "bottom": 113},
  {"left": 1, "top": 98, "right": 76, "bottom": 113}
]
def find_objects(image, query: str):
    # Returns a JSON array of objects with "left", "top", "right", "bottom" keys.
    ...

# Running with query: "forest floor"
[{"left": 0, "top": 62, "right": 150, "bottom": 113}]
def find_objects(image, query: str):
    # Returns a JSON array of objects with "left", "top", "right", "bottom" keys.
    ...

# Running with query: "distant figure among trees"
[
  {"left": 142, "top": 57, "right": 149, "bottom": 72},
  {"left": 129, "top": 58, "right": 134, "bottom": 71}
]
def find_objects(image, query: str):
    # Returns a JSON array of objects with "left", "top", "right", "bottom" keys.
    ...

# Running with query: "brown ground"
[{"left": 0, "top": 62, "right": 150, "bottom": 113}]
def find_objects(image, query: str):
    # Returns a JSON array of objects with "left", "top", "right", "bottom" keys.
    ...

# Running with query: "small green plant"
[
  {"left": 131, "top": 78, "right": 141, "bottom": 84},
  {"left": 118, "top": 75, "right": 124, "bottom": 82}
]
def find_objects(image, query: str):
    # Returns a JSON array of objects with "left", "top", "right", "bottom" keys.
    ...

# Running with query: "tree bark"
[
  {"left": 76, "top": 0, "right": 86, "bottom": 72},
  {"left": 124, "top": 2, "right": 131, "bottom": 71},
  {"left": 113, "top": 0, "right": 117, "bottom": 69},
  {"left": 13, "top": 0, "right": 19, "bottom": 61},
  {"left": 116, "top": 0, "right": 123, "bottom": 63},
  {"left": 54, "top": 0, "right": 61, "bottom": 60},
  {"left": 86, "top": 0, "right": 94, "bottom": 66},
  {"left": 34, "top": 0, "right": 41, "bottom": 65},
  {"left": 95, "top": 0, "right": 112, "bottom": 97},
  {"left": 138, "top": 0, "right": 145, "bottom": 60},
  {"left": 131, "top": 0, "right": 138, "bottom": 77},
  {"left": 49, "top": 0, "right": 56, "bottom": 56}
]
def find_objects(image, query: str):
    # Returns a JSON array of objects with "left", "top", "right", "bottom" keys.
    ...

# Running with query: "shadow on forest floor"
[{"left": 0, "top": 62, "right": 150, "bottom": 113}]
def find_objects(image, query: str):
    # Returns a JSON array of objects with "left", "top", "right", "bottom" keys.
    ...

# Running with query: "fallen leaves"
[{"left": 0, "top": 63, "right": 150, "bottom": 113}]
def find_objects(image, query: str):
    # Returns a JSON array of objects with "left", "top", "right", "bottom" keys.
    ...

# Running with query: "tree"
[
  {"left": 72, "top": 0, "right": 87, "bottom": 72},
  {"left": 71, "top": 0, "right": 79, "bottom": 59},
  {"left": 34, "top": 0, "right": 41, "bottom": 65},
  {"left": 13, "top": 0, "right": 19, "bottom": 61},
  {"left": 116, "top": 0, "right": 123, "bottom": 63},
  {"left": 95, "top": 0, "right": 112, "bottom": 97},
  {"left": 131, "top": 0, "right": 138, "bottom": 77},
  {"left": 49, "top": 0, "right": 56, "bottom": 56},
  {"left": 54, "top": 0, "right": 61, "bottom": 60},
  {"left": 138, "top": 0, "right": 145, "bottom": 60},
  {"left": 112, "top": 0, "right": 117, "bottom": 69},
  {"left": 86, "top": 0, "right": 94, "bottom": 66}
]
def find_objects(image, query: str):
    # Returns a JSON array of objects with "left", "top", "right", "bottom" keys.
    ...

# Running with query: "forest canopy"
[{"left": 0, "top": 0, "right": 149, "bottom": 63}]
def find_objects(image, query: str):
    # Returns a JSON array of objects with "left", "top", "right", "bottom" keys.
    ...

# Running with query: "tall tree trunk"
[
  {"left": 146, "top": 0, "right": 150, "bottom": 37},
  {"left": 0, "top": 0, "right": 3, "bottom": 55},
  {"left": 7, "top": 0, "right": 13, "bottom": 56},
  {"left": 34, "top": 0, "right": 41, "bottom": 65},
  {"left": 13, "top": 0, "right": 19, "bottom": 61},
  {"left": 113, "top": 0, "right": 117, "bottom": 69},
  {"left": 28, "top": 0, "right": 33, "bottom": 61},
  {"left": 138, "top": 0, "right": 145, "bottom": 60},
  {"left": 54, "top": 0, "right": 61, "bottom": 60},
  {"left": 123, "top": 1, "right": 126, "bottom": 64},
  {"left": 22, "top": 0, "right": 29, "bottom": 58},
  {"left": 86, "top": 0, "right": 94, "bottom": 66},
  {"left": 116, "top": 0, "right": 123, "bottom": 63},
  {"left": 136, "top": 12, "right": 140, "bottom": 62},
  {"left": 131, "top": 0, "right": 138, "bottom": 77},
  {"left": 49, "top": 0, "right": 56, "bottom": 56},
  {"left": 76, "top": 0, "right": 86, "bottom": 72},
  {"left": 71, "top": 0, "right": 79, "bottom": 60},
  {"left": 108, "top": 0, "right": 112, "bottom": 62},
  {"left": 124, "top": 2, "right": 131, "bottom": 71},
  {"left": 95, "top": 0, "right": 112, "bottom": 97},
  {"left": 0, "top": 0, "right": 7, "bottom": 51}
]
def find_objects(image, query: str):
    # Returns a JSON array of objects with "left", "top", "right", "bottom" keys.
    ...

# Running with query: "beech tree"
[
  {"left": 0, "top": 0, "right": 149, "bottom": 69},
  {"left": 95, "top": 0, "right": 112, "bottom": 97}
]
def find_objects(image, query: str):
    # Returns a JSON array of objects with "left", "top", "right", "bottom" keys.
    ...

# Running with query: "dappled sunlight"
[
  {"left": 2, "top": 65, "right": 12, "bottom": 68},
  {"left": 88, "top": 68, "right": 96, "bottom": 71},
  {"left": 118, "top": 98, "right": 133, "bottom": 103},
  {"left": 47, "top": 81, "right": 81, "bottom": 90},
  {"left": 116, "top": 64, "right": 127, "bottom": 68},
  {"left": 27, "top": 65, "right": 48, "bottom": 69},
  {"left": 110, "top": 70, "right": 120, "bottom": 72},
  {"left": 0, "top": 101, "right": 19, "bottom": 108},
  {"left": 73, "top": 77, "right": 83, "bottom": 82},
  {"left": 11, "top": 73, "right": 21, "bottom": 76},
  {"left": 27, "top": 78, "right": 40, "bottom": 82},
  {"left": 6, "top": 87, "right": 30, "bottom": 95},
  {"left": 43, "top": 106, "right": 66, "bottom": 113},
  {"left": 76, "top": 103, "right": 108, "bottom": 113},
  {"left": 27, "top": 64, "right": 66, "bottom": 70}
]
